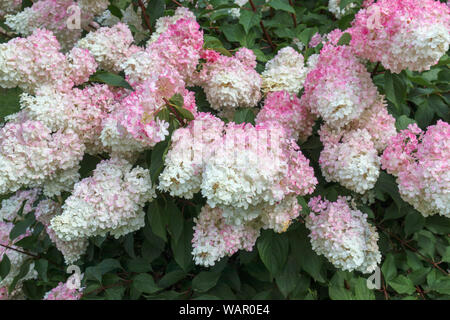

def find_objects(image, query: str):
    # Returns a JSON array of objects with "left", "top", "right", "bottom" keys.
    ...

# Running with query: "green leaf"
[
  {"left": 428, "top": 95, "right": 449, "bottom": 120},
  {"left": 166, "top": 200, "right": 183, "bottom": 244},
  {"left": 415, "top": 101, "right": 435, "bottom": 128},
  {"left": 192, "top": 271, "right": 221, "bottom": 292},
  {"left": 171, "top": 220, "right": 194, "bottom": 272},
  {"left": 127, "top": 257, "right": 152, "bottom": 273},
  {"left": 169, "top": 93, "right": 184, "bottom": 108},
  {"left": 10, "top": 213, "right": 35, "bottom": 241},
  {"left": 0, "top": 87, "right": 22, "bottom": 123},
  {"left": 34, "top": 259, "right": 48, "bottom": 282},
  {"left": 428, "top": 278, "right": 450, "bottom": 295},
  {"left": 384, "top": 71, "right": 406, "bottom": 111},
  {"left": 268, "top": 0, "right": 296, "bottom": 14},
  {"left": 375, "top": 172, "right": 404, "bottom": 209},
  {"left": 329, "top": 286, "right": 354, "bottom": 300},
  {"left": 395, "top": 115, "right": 416, "bottom": 131},
  {"left": 233, "top": 108, "right": 255, "bottom": 124},
  {"left": 147, "top": 201, "right": 167, "bottom": 242},
  {"left": 388, "top": 275, "right": 416, "bottom": 295},
  {"left": 173, "top": 105, "right": 195, "bottom": 122},
  {"left": 146, "top": 0, "right": 165, "bottom": 26},
  {"left": 289, "top": 225, "right": 326, "bottom": 282},
  {"left": 203, "top": 35, "right": 225, "bottom": 49},
  {"left": 9, "top": 260, "right": 31, "bottom": 294},
  {"left": 409, "top": 268, "right": 430, "bottom": 286},
  {"left": 298, "top": 28, "right": 318, "bottom": 46},
  {"left": 425, "top": 216, "right": 450, "bottom": 235},
  {"left": 0, "top": 254, "right": 11, "bottom": 281},
  {"left": 353, "top": 278, "right": 375, "bottom": 300},
  {"left": 105, "top": 286, "right": 125, "bottom": 300},
  {"left": 85, "top": 259, "right": 122, "bottom": 282},
  {"left": 274, "top": 259, "right": 299, "bottom": 298},
  {"left": 221, "top": 24, "right": 246, "bottom": 43},
  {"left": 149, "top": 139, "right": 170, "bottom": 184},
  {"left": 239, "top": 10, "right": 261, "bottom": 34},
  {"left": 404, "top": 211, "right": 425, "bottom": 237},
  {"left": 156, "top": 108, "right": 170, "bottom": 122},
  {"left": 337, "top": 32, "right": 351, "bottom": 46},
  {"left": 158, "top": 269, "right": 186, "bottom": 289},
  {"left": 108, "top": 4, "right": 123, "bottom": 19},
  {"left": 257, "top": 230, "right": 289, "bottom": 276},
  {"left": 381, "top": 254, "right": 397, "bottom": 281},
  {"left": 123, "top": 233, "right": 135, "bottom": 258},
  {"left": 132, "top": 273, "right": 160, "bottom": 294},
  {"left": 89, "top": 71, "right": 133, "bottom": 90}
]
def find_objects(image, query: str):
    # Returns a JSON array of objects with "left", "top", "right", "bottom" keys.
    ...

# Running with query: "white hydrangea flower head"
[
  {"left": 306, "top": 196, "right": 381, "bottom": 274},
  {"left": 158, "top": 113, "right": 225, "bottom": 199},
  {"left": 50, "top": 158, "right": 155, "bottom": 241},
  {"left": 262, "top": 47, "right": 307, "bottom": 94},
  {"left": 192, "top": 205, "right": 260, "bottom": 267},
  {"left": 0, "top": 120, "right": 85, "bottom": 195},
  {"left": 147, "top": 6, "right": 196, "bottom": 44},
  {"left": 195, "top": 48, "right": 261, "bottom": 111},
  {"left": 76, "top": 23, "right": 134, "bottom": 72},
  {"left": 319, "top": 128, "right": 381, "bottom": 194},
  {"left": 35, "top": 199, "right": 88, "bottom": 264}
]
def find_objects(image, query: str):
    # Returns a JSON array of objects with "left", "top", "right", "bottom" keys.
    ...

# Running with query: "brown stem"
[
  {"left": 416, "top": 285, "right": 426, "bottom": 300},
  {"left": 371, "top": 62, "right": 380, "bottom": 77},
  {"left": 248, "top": 0, "right": 276, "bottom": 51},
  {"left": 378, "top": 224, "right": 449, "bottom": 276},
  {"left": 288, "top": 0, "right": 297, "bottom": 27},
  {"left": 138, "top": 0, "right": 152, "bottom": 33},
  {"left": 163, "top": 98, "right": 185, "bottom": 126},
  {"left": 171, "top": 0, "right": 183, "bottom": 6},
  {"left": 0, "top": 243, "right": 39, "bottom": 258}
]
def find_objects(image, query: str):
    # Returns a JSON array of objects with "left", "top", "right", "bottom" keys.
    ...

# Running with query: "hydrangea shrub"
[{"left": 0, "top": 0, "right": 449, "bottom": 300}]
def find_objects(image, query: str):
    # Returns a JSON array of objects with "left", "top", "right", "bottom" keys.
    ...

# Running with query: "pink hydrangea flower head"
[
  {"left": 256, "top": 90, "right": 316, "bottom": 142},
  {"left": 349, "top": 0, "right": 450, "bottom": 73}
]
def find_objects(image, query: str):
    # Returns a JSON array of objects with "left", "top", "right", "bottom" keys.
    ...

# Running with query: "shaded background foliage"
[{"left": 0, "top": 0, "right": 449, "bottom": 300}]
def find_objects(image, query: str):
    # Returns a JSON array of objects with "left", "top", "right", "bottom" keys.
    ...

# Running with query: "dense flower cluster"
[
  {"left": 381, "top": 121, "right": 450, "bottom": 218},
  {"left": 261, "top": 47, "right": 307, "bottom": 94},
  {"left": 159, "top": 112, "right": 225, "bottom": 199},
  {"left": 306, "top": 196, "right": 381, "bottom": 273},
  {"left": 5, "top": 0, "right": 109, "bottom": 50},
  {"left": 0, "top": 120, "right": 84, "bottom": 196},
  {"left": 319, "top": 128, "right": 381, "bottom": 194},
  {"left": 43, "top": 280, "right": 83, "bottom": 300},
  {"left": 349, "top": 0, "right": 450, "bottom": 73},
  {"left": 256, "top": 90, "right": 316, "bottom": 142},
  {"left": 76, "top": 22, "right": 135, "bottom": 73},
  {"left": 301, "top": 34, "right": 378, "bottom": 130},
  {"left": 0, "top": 2, "right": 448, "bottom": 297},
  {"left": 194, "top": 47, "right": 261, "bottom": 112},
  {"left": 122, "top": 8, "right": 203, "bottom": 85},
  {"left": 192, "top": 205, "right": 260, "bottom": 267},
  {"left": 0, "top": 28, "right": 97, "bottom": 93},
  {"left": 35, "top": 199, "right": 89, "bottom": 264},
  {"left": 50, "top": 158, "right": 155, "bottom": 241}
]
